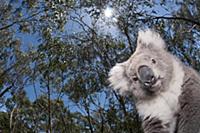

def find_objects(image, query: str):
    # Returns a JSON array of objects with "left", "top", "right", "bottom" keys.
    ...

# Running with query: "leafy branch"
[{"left": 0, "top": 8, "right": 47, "bottom": 31}]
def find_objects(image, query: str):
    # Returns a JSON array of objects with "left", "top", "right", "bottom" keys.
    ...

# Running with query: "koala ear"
[
  {"left": 136, "top": 29, "right": 166, "bottom": 50},
  {"left": 108, "top": 61, "right": 130, "bottom": 94}
]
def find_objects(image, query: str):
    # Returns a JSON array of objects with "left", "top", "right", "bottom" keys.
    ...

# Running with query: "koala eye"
[
  {"left": 151, "top": 58, "right": 156, "bottom": 64},
  {"left": 132, "top": 75, "right": 138, "bottom": 81}
]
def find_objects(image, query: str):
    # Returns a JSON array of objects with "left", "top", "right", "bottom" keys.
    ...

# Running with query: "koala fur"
[{"left": 108, "top": 29, "right": 200, "bottom": 133}]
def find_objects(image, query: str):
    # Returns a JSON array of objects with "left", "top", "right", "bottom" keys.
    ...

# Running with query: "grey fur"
[
  {"left": 108, "top": 29, "right": 200, "bottom": 133},
  {"left": 142, "top": 116, "right": 169, "bottom": 133},
  {"left": 176, "top": 67, "right": 200, "bottom": 133}
]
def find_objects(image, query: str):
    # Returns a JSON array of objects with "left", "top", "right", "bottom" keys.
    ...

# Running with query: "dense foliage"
[{"left": 0, "top": 0, "right": 200, "bottom": 132}]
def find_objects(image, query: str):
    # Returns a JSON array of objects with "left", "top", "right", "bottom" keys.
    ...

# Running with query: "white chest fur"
[{"left": 137, "top": 58, "right": 185, "bottom": 133}]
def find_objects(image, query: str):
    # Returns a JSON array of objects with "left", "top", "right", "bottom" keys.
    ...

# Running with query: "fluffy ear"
[
  {"left": 136, "top": 29, "right": 166, "bottom": 50},
  {"left": 108, "top": 61, "right": 130, "bottom": 94}
]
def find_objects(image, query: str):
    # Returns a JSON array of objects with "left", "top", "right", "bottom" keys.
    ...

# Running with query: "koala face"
[
  {"left": 109, "top": 30, "right": 174, "bottom": 101},
  {"left": 125, "top": 48, "right": 173, "bottom": 100}
]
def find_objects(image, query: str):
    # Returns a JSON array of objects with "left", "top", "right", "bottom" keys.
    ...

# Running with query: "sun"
[{"left": 104, "top": 7, "right": 113, "bottom": 18}]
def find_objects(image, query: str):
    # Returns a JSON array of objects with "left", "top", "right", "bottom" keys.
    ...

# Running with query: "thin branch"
[
  {"left": 47, "top": 72, "right": 52, "bottom": 133},
  {"left": 0, "top": 63, "right": 19, "bottom": 78},
  {"left": 124, "top": 26, "right": 134, "bottom": 53},
  {"left": 0, "top": 9, "right": 47, "bottom": 31},
  {"left": 32, "top": 79, "right": 38, "bottom": 99},
  {"left": 84, "top": 101, "right": 94, "bottom": 133},
  {"left": 0, "top": 85, "right": 13, "bottom": 98},
  {"left": 151, "top": 16, "right": 200, "bottom": 26}
]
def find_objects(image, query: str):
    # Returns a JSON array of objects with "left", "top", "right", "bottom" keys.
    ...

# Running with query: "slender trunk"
[
  {"left": 100, "top": 109, "right": 104, "bottom": 133},
  {"left": 33, "top": 79, "right": 38, "bottom": 99},
  {"left": 10, "top": 108, "right": 17, "bottom": 133},
  {"left": 124, "top": 26, "right": 134, "bottom": 53},
  {"left": 84, "top": 102, "right": 94, "bottom": 133},
  {"left": 113, "top": 91, "right": 134, "bottom": 133},
  {"left": 10, "top": 108, "right": 15, "bottom": 132},
  {"left": 47, "top": 79, "right": 52, "bottom": 133}
]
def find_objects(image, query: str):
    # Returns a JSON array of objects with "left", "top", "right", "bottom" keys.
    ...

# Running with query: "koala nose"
[{"left": 138, "top": 65, "right": 155, "bottom": 86}]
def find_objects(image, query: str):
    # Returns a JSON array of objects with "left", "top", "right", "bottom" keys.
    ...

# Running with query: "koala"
[{"left": 108, "top": 29, "right": 200, "bottom": 133}]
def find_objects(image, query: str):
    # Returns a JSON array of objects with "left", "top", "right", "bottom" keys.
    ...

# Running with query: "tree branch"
[
  {"left": 47, "top": 72, "right": 52, "bottom": 133},
  {"left": 124, "top": 26, "right": 134, "bottom": 53},
  {"left": 152, "top": 16, "right": 200, "bottom": 26},
  {"left": 0, "top": 9, "right": 47, "bottom": 31},
  {"left": 0, "top": 85, "right": 13, "bottom": 98}
]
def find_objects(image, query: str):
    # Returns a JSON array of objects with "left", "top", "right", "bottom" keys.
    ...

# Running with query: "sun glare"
[{"left": 104, "top": 7, "right": 113, "bottom": 18}]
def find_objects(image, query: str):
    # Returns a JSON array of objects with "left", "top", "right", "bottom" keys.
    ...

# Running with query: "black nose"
[{"left": 138, "top": 65, "right": 155, "bottom": 85}]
